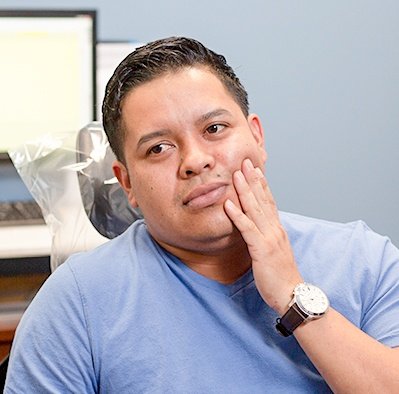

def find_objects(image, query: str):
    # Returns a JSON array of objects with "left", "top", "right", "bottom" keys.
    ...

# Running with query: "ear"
[
  {"left": 112, "top": 160, "right": 139, "bottom": 208},
  {"left": 248, "top": 113, "right": 267, "bottom": 164}
]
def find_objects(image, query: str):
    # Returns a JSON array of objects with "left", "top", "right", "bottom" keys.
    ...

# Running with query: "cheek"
[
  {"left": 215, "top": 143, "right": 240, "bottom": 165},
  {"left": 131, "top": 171, "right": 175, "bottom": 209},
  {"left": 136, "top": 177, "right": 154, "bottom": 195},
  {"left": 242, "top": 140, "right": 266, "bottom": 167},
  {"left": 221, "top": 141, "right": 261, "bottom": 168}
]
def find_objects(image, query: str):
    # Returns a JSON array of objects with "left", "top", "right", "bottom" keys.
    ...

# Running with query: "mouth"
[{"left": 183, "top": 182, "right": 228, "bottom": 210}]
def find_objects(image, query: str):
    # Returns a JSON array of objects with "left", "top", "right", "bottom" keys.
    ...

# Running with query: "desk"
[{"left": 0, "top": 224, "right": 51, "bottom": 259}]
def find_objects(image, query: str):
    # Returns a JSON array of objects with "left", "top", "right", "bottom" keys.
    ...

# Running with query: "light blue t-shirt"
[{"left": 5, "top": 212, "right": 399, "bottom": 393}]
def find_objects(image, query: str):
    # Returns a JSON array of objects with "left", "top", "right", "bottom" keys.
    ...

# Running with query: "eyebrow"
[
  {"left": 136, "top": 130, "right": 170, "bottom": 150},
  {"left": 195, "top": 108, "right": 232, "bottom": 126}
]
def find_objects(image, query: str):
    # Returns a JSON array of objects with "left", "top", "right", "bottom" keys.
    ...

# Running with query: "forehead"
[
  {"left": 124, "top": 66, "right": 228, "bottom": 101},
  {"left": 121, "top": 67, "right": 240, "bottom": 128}
]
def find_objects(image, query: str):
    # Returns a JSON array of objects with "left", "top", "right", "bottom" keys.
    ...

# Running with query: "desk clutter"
[{"left": 0, "top": 200, "right": 44, "bottom": 227}]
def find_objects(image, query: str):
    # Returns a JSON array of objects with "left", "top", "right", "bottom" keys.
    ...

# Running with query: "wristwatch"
[{"left": 276, "top": 282, "right": 329, "bottom": 337}]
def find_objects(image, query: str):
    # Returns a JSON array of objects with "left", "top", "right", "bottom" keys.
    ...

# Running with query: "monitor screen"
[{"left": 0, "top": 10, "right": 96, "bottom": 155}]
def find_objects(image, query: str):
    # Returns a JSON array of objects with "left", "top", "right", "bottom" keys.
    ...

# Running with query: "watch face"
[{"left": 294, "top": 283, "right": 329, "bottom": 316}]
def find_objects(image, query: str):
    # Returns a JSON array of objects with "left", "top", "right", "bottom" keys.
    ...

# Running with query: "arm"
[{"left": 224, "top": 158, "right": 399, "bottom": 392}]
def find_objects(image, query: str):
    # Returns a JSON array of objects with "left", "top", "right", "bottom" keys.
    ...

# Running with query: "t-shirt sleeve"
[
  {"left": 360, "top": 227, "right": 399, "bottom": 348},
  {"left": 4, "top": 261, "right": 97, "bottom": 393}
]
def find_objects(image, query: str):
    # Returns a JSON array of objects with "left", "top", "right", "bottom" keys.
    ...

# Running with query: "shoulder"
[
  {"left": 36, "top": 219, "right": 163, "bottom": 310},
  {"left": 280, "top": 210, "right": 370, "bottom": 235},
  {"left": 9, "top": 219, "right": 164, "bottom": 367},
  {"left": 63, "top": 219, "right": 154, "bottom": 277},
  {"left": 280, "top": 211, "right": 399, "bottom": 293},
  {"left": 279, "top": 211, "right": 393, "bottom": 254}
]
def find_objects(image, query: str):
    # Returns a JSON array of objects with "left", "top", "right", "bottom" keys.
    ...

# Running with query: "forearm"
[{"left": 294, "top": 307, "right": 399, "bottom": 393}]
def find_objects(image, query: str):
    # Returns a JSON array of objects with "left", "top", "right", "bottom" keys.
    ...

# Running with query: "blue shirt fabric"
[{"left": 5, "top": 212, "right": 399, "bottom": 393}]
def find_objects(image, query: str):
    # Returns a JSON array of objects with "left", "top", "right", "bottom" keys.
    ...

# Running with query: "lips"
[{"left": 183, "top": 182, "right": 228, "bottom": 209}]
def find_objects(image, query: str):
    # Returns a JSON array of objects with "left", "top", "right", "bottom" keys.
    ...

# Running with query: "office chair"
[{"left": 10, "top": 121, "right": 141, "bottom": 271}]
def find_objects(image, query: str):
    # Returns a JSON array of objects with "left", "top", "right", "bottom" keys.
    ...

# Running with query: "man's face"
[{"left": 114, "top": 66, "right": 267, "bottom": 254}]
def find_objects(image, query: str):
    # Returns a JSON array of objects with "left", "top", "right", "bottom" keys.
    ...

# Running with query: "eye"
[
  {"left": 206, "top": 124, "right": 225, "bottom": 134},
  {"left": 147, "top": 143, "right": 174, "bottom": 156}
]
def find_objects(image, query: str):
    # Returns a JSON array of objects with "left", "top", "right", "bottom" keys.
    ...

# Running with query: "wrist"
[
  {"left": 272, "top": 278, "right": 305, "bottom": 316},
  {"left": 275, "top": 282, "right": 330, "bottom": 337}
]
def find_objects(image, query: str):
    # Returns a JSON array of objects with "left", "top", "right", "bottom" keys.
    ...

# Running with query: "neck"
[{"left": 157, "top": 235, "right": 252, "bottom": 284}]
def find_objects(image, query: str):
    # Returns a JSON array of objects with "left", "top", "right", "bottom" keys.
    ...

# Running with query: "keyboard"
[{"left": 0, "top": 201, "right": 45, "bottom": 226}]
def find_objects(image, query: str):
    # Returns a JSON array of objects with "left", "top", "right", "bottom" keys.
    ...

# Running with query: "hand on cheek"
[{"left": 224, "top": 159, "right": 303, "bottom": 314}]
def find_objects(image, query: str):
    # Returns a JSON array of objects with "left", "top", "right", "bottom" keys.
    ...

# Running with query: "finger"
[
  {"left": 232, "top": 169, "right": 269, "bottom": 229},
  {"left": 241, "top": 159, "right": 279, "bottom": 220},
  {"left": 224, "top": 199, "right": 263, "bottom": 249},
  {"left": 241, "top": 159, "right": 267, "bottom": 204},
  {"left": 235, "top": 160, "right": 278, "bottom": 229}
]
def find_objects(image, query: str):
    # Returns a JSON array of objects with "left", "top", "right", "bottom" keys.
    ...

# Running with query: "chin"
[
  {"left": 151, "top": 218, "right": 244, "bottom": 257},
  {"left": 186, "top": 217, "right": 240, "bottom": 247},
  {"left": 192, "top": 209, "right": 234, "bottom": 234},
  {"left": 147, "top": 205, "right": 241, "bottom": 249}
]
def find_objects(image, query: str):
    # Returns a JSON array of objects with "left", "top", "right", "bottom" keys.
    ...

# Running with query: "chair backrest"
[
  {"left": 76, "top": 122, "right": 142, "bottom": 239},
  {"left": 9, "top": 122, "right": 141, "bottom": 271}
]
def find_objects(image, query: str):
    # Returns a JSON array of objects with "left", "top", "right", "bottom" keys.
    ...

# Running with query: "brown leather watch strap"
[{"left": 276, "top": 304, "right": 307, "bottom": 337}]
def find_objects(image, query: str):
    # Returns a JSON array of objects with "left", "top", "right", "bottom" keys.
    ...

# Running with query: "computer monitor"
[
  {"left": 0, "top": 9, "right": 96, "bottom": 202},
  {"left": 0, "top": 9, "right": 96, "bottom": 156}
]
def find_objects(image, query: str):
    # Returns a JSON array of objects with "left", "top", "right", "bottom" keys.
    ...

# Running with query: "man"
[{"left": 5, "top": 37, "right": 399, "bottom": 392}]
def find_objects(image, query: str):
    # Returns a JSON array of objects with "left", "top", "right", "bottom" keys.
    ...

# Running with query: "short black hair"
[{"left": 102, "top": 36, "right": 249, "bottom": 163}]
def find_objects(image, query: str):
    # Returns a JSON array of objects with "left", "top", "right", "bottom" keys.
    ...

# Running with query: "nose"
[{"left": 178, "top": 142, "right": 215, "bottom": 178}]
